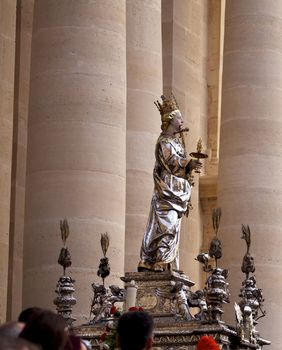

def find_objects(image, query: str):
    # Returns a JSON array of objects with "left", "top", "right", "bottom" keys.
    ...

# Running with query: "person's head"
[
  {"left": 117, "top": 311, "right": 154, "bottom": 350},
  {"left": 0, "top": 321, "right": 25, "bottom": 338},
  {"left": 19, "top": 309, "right": 67, "bottom": 350},
  {"left": 161, "top": 109, "right": 183, "bottom": 133},
  {"left": 0, "top": 336, "right": 41, "bottom": 350},
  {"left": 154, "top": 94, "right": 182, "bottom": 133},
  {"left": 196, "top": 335, "right": 220, "bottom": 350},
  {"left": 18, "top": 307, "right": 42, "bottom": 323}
]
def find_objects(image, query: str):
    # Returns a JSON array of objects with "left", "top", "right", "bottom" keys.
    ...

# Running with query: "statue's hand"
[{"left": 186, "top": 159, "right": 202, "bottom": 173}]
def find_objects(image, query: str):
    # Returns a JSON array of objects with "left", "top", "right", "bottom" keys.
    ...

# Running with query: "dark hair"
[
  {"left": 18, "top": 307, "right": 42, "bottom": 323},
  {"left": 117, "top": 311, "right": 154, "bottom": 350},
  {"left": 19, "top": 309, "right": 67, "bottom": 350}
]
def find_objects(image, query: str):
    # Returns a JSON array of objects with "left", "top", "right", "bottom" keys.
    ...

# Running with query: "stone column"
[
  {"left": 218, "top": 1, "right": 282, "bottom": 347},
  {"left": 125, "top": 0, "right": 162, "bottom": 271},
  {"left": 199, "top": 0, "right": 225, "bottom": 287},
  {"left": 23, "top": 0, "right": 126, "bottom": 323},
  {"left": 206, "top": 0, "right": 223, "bottom": 175},
  {"left": 7, "top": 0, "right": 34, "bottom": 321},
  {"left": 162, "top": 0, "right": 209, "bottom": 284},
  {"left": 0, "top": 0, "right": 16, "bottom": 323}
]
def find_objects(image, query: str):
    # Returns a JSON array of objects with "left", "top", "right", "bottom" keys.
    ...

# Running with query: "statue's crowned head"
[{"left": 154, "top": 94, "right": 180, "bottom": 131}]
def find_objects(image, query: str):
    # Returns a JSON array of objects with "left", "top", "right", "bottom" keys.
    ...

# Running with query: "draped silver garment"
[{"left": 139, "top": 134, "right": 192, "bottom": 270}]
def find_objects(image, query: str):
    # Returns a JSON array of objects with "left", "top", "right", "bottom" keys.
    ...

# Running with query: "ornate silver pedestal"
[
  {"left": 74, "top": 271, "right": 270, "bottom": 350},
  {"left": 75, "top": 271, "right": 268, "bottom": 350},
  {"left": 121, "top": 271, "right": 194, "bottom": 322},
  {"left": 75, "top": 319, "right": 236, "bottom": 350}
]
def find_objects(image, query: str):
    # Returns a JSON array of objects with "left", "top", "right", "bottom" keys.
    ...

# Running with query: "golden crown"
[{"left": 154, "top": 94, "right": 179, "bottom": 116}]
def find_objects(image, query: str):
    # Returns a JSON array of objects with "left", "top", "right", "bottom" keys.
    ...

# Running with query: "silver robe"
[{"left": 140, "top": 134, "right": 192, "bottom": 270}]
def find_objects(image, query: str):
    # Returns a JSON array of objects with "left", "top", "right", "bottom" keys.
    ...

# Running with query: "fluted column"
[
  {"left": 125, "top": 0, "right": 162, "bottom": 271},
  {"left": 0, "top": 0, "right": 16, "bottom": 323},
  {"left": 23, "top": 0, "right": 126, "bottom": 323},
  {"left": 219, "top": 1, "right": 282, "bottom": 347}
]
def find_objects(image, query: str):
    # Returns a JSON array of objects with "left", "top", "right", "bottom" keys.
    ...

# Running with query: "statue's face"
[{"left": 170, "top": 110, "right": 183, "bottom": 132}]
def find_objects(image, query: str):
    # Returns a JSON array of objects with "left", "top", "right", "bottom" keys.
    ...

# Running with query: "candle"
[{"left": 125, "top": 280, "right": 138, "bottom": 310}]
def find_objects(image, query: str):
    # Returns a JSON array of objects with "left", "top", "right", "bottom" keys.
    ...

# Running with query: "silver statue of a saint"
[{"left": 138, "top": 94, "right": 200, "bottom": 272}]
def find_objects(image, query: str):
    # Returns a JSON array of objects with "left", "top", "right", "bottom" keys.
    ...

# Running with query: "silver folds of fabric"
[{"left": 139, "top": 135, "right": 191, "bottom": 271}]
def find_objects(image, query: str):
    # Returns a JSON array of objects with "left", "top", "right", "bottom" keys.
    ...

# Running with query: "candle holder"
[{"left": 189, "top": 138, "right": 208, "bottom": 173}]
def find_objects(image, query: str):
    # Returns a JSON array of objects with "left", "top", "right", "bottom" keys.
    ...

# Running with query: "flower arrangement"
[
  {"left": 99, "top": 306, "right": 144, "bottom": 350},
  {"left": 196, "top": 335, "right": 220, "bottom": 350}
]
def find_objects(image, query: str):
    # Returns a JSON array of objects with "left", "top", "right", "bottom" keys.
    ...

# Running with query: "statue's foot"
[
  {"left": 138, "top": 260, "right": 168, "bottom": 272},
  {"left": 137, "top": 260, "right": 153, "bottom": 272},
  {"left": 172, "top": 269, "right": 185, "bottom": 274},
  {"left": 153, "top": 263, "right": 164, "bottom": 272}
]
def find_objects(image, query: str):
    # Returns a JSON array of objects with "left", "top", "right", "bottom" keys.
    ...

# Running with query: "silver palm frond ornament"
[
  {"left": 212, "top": 207, "right": 221, "bottom": 236},
  {"left": 209, "top": 208, "right": 222, "bottom": 266},
  {"left": 97, "top": 233, "right": 110, "bottom": 286},
  {"left": 58, "top": 219, "right": 71, "bottom": 276},
  {"left": 60, "top": 218, "right": 70, "bottom": 247},
  {"left": 241, "top": 224, "right": 255, "bottom": 277},
  {"left": 238, "top": 224, "right": 266, "bottom": 335},
  {"left": 241, "top": 224, "right": 251, "bottom": 254},
  {"left": 101, "top": 232, "right": 110, "bottom": 257},
  {"left": 54, "top": 219, "right": 76, "bottom": 326}
]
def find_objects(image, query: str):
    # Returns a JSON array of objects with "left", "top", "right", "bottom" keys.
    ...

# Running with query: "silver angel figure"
[{"left": 138, "top": 94, "right": 200, "bottom": 272}]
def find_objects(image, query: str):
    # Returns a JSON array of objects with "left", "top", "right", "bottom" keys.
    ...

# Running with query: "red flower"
[
  {"left": 128, "top": 307, "right": 138, "bottom": 311},
  {"left": 128, "top": 306, "right": 144, "bottom": 312},
  {"left": 196, "top": 336, "right": 220, "bottom": 350},
  {"left": 110, "top": 305, "right": 117, "bottom": 315},
  {"left": 100, "top": 332, "right": 107, "bottom": 342}
]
